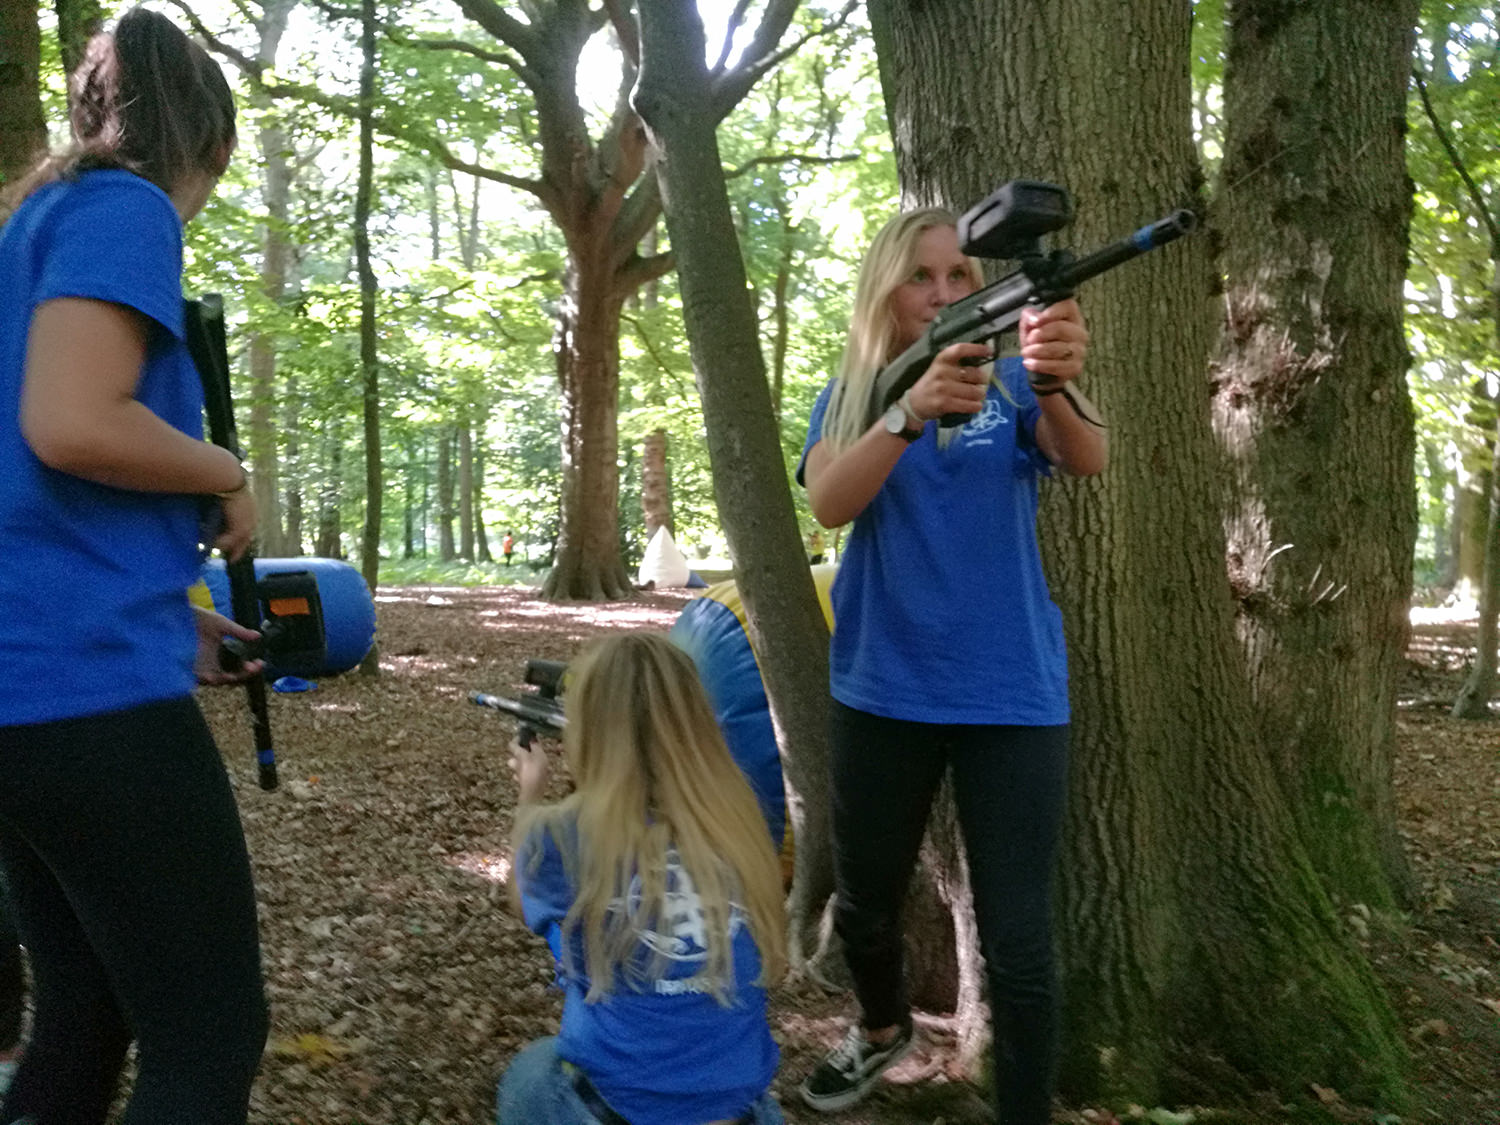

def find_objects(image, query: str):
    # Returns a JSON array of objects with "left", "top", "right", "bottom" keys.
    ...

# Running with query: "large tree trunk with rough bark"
[
  {"left": 870, "top": 0, "right": 1407, "bottom": 1107},
  {"left": 546, "top": 251, "right": 633, "bottom": 599},
  {"left": 634, "top": 0, "right": 834, "bottom": 968},
  {"left": 0, "top": 0, "right": 45, "bottom": 185},
  {"left": 1212, "top": 0, "right": 1418, "bottom": 908}
]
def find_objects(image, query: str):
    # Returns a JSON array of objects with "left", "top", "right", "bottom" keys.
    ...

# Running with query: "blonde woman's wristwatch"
[{"left": 883, "top": 392, "right": 923, "bottom": 443}]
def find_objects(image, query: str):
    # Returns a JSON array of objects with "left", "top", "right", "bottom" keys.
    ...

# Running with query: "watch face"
[{"left": 883, "top": 403, "right": 906, "bottom": 433}]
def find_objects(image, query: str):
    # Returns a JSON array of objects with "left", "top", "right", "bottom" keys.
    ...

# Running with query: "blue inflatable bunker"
[
  {"left": 668, "top": 565, "right": 838, "bottom": 852},
  {"left": 201, "top": 557, "right": 377, "bottom": 678}
]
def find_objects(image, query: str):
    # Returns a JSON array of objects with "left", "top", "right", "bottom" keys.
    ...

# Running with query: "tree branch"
[
  {"left": 1413, "top": 67, "right": 1500, "bottom": 257},
  {"left": 383, "top": 27, "right": 532, "bottom": 83},
  {"left": 601, "top": 0, "right": 639, "bottom": 68},
  {"left": 616, "top": 248, "right": 675, "bottom": 293},
  {"left": 452, "top": 0, "right": 540, "bottom": 60},
  {"left": 725, "top": 151, "right": 859, "bottom": 180},
  {"left": 710, "top": 0, "right": 754, "bottom": 74},
  {"left": 621, "top": 311, "right": 689, "bottom": 391},
  {"left": 712, "top": 0, "right": 858, "bottom": 120}
]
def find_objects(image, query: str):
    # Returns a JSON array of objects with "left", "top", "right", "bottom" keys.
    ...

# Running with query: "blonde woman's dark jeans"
[{"left": 829, "top": 700, "right": 1069, "bottom": 1125}]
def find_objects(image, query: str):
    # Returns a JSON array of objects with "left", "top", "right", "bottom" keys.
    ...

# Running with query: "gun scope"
[{"left": 958, "top": 180, "right": 1073, "bottom": 259}]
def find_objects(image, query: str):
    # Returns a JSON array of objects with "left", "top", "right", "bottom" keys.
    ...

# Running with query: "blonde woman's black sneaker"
[{"left": 799, "top": 1020, "right": 914, "bottom": 1112}]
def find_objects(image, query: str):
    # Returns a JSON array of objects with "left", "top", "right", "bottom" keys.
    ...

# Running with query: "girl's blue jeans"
[{"left": 497, "top": 1037, "right": 785, "bottom": 1125}]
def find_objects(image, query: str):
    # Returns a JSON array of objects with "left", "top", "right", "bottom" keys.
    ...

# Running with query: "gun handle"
[{"left": 519, "top": 724, "right": 538, "bottom": 749}]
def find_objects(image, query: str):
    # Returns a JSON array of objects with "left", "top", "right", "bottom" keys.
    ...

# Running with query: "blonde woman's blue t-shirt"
[
  {"left": 0, "top": 170, "right": 203, "bottom": 725},
  {"left": 516, "top": 821, "right": 779, "bottom": 1125},
  {"left": 798, "top": 359, "right": 1069, "bottom": 726}
]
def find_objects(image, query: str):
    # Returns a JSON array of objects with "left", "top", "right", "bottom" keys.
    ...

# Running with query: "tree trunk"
[
  {"left": 0, "top": 0, "right": 45, "bottom": 185},
  {"left": 871, "top": 0, "right": 1407, "bottom": 1106},
  {"left": 1453, "top": 410, "right": 1500, "bottom": 717},
  {"left": 1212, "top": 0, "right": 1418, "bottom": 907},
  {"left": 246, "top": 0, "right": 299, "bottom": 557},
  {"left": 354, "top": 0, "right": 380, "bottom": 676},
  {"left": 53, "top": 0, "right": 103, "bottom": 75},
  {"left": 640, "top": 427, "right": 672, "bottom": 540},
  {"left": 459, "top": 415, "right": 475, "bottom": 561},
  {"left": 437, "top": 425, "right": 456, "bottom": 561},
  {"left": 314, "top": 422, "right": 342, "bottom": 559},
  {"left": 634, "top": 0, "right": 836, "bottom": 967},
  {"left": 1424, "top": 441, "right": 1454, "bottom": 588},
  {"left": 283, "top": 373, "right": 304, "bottom": 555},
  {"left": 542, "top": 251, "right": 634, "bottom": 600},
  {"left": 473, "top": 434, "right": 493, "bottom": 563}
]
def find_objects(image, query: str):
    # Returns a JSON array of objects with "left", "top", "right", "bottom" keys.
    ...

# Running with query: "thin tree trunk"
[
  {"left": 354, "top": 0, "right": 380, "bottom": 676},
  {"left": 459, "top": 415, "right": 475, "bottom": 561},
  {"left": 437, "top": 426, "right": 456, "bottom": 561},
  {"left": 635, "top": 0, "right": 835, "bottom": 970},
  {"left": 473, "top": 435, "right": 493, "bottom": 563},
  {"left": 53, "top": 0, "right": 103, "bottom": 75},
  {"left": 246, "top": 0, "right": 299, "bottom": 556},
  {"left": 640, "top": 428, "right": 672, "bottom": 540}
]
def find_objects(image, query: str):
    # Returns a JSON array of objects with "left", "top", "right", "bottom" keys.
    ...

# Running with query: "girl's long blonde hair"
[
  {"left": 513, "top": 633, "right": 787, "bottom": 1002},
  {"left": 818, "top": 208, "right": 985, "bottom": 452}
]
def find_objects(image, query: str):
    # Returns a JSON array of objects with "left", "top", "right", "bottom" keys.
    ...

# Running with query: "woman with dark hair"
[{"left": 0, "top": 9, "right": 268, "bottom": 1123}]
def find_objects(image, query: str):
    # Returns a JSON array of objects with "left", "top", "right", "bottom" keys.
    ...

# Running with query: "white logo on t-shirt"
[{"left": 619, "top": 850, "right": 744, "bottom": 963}]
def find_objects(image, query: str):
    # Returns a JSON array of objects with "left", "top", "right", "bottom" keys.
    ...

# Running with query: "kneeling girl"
[{"left": 498, "top": 633, "right": 787, "bottom": 1125}]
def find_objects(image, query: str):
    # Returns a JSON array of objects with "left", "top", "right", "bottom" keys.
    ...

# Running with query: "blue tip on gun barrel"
[{"left": 1133, "top": 210, "right": 1198, "bottom": 250}]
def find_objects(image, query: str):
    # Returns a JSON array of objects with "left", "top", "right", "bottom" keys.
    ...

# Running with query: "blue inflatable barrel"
[
  {"left": 668, "top": 566, "right": 839, "bottom": 853},
  {"left": 201, "top": 557, "right": 377, "bottom": 678}
]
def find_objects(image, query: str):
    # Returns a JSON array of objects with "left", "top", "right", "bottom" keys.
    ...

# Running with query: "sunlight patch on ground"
[
  {"left": 446, "top": 851, "right": 511, "bottom": 884},
  {"left": 1410, "top": 605, "right": 1479, "bottom": 626}
]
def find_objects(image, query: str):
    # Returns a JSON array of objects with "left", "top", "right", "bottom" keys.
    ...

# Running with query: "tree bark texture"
[
  {"left": 634, "top": 0, "right": 836, "bottom": 968},
  {"left": 871, "top": 0, "right": 1406, "bottom": 1106},
  {"left": 1213, "top": 0, "right": 1418, "bottom": 905},
  {"left": 0, "top": 0, "right": 45, "bottom": 185},
  {"left": 640, "top": 427, "right": 672, "bottom": 539}
]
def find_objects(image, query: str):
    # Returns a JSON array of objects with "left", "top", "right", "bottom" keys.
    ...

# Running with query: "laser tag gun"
[
  {"left": 217, "top": 570, "right": 328, "bottom": 678},
  {"left": 185, "top": 294, "right": 282, "bottom": 792},
  {"left": 470, "top": 658, "right": 568, "bottom": 748},
  {"left": 868, "top": 180, "right": 1198, "bottom": 431}
]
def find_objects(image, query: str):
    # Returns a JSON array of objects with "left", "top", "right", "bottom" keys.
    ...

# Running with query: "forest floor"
[{"left": 185, "top": 584, "right": 1500, "bottom": 1125}]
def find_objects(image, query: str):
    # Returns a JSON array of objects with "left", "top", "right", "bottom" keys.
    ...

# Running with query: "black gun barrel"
[
  {"left": 185, "top": 296, "right": 279, "bottom": 792},
  {"left": 1056, "top": 209, "right": 1198, "bottom": 292},
  {"left": 469, "top": 691, "right": 566, "bottom": 731}
]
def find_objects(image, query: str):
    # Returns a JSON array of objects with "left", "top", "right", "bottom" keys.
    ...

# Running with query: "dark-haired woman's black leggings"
[
  {"left": 0, "top": 696, "right": 268, "bottom": 1125},
  {"left": 829, "top": 701, "right": 1069, "bottom": 1125}
]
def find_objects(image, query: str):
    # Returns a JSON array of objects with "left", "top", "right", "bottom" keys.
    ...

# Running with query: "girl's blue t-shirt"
[
  {"left": 0, "top": 170, "right": 204, "bottom": 725},
  {"left": 516, "top": 821, "right": 779, "bottom": 1125},
  {"left": 799, "top": 359, "right": 1069, "bottom": 726}
]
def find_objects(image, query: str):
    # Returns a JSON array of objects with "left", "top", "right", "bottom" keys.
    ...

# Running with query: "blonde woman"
[
  {"left": 796, "top": 208, "right": 1107, "bottom": 1123},
  {"left": 498, "top": 633, "right": 787, "bottom": 1125}
]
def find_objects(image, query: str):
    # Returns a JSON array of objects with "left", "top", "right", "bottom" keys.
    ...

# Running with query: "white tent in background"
[{"left": 637, "top": 525, "right": 692, "bottom": 588}]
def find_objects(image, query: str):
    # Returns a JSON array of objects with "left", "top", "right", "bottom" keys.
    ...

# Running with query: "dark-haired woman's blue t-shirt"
[
  {"left": 0, "top": 170, "right": 204, "bottom": 725},
  {"left": 516, "top": 820, "right": 779, "bottom": 1125},
  {"left": 799, "top": 359, "right": 1070, "bottom": 726}
]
